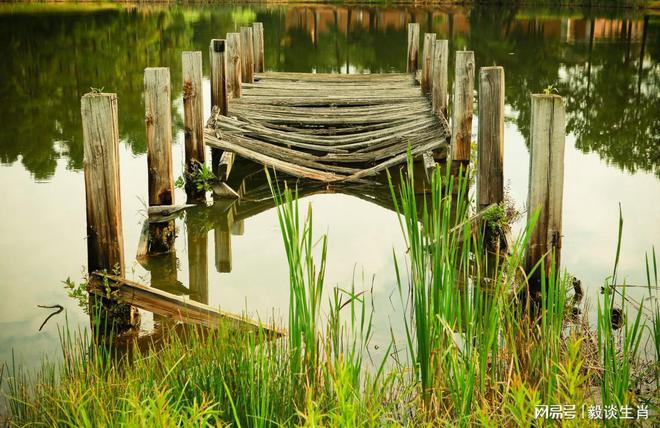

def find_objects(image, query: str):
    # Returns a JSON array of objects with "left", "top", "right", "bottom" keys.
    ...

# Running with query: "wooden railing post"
[
  {"left": 451, "top": 50, "right": 475, "bottom": 164},
  {"left": 431, "top": 39, "right": 449, "bottom": 120},
  {"left": 421, "top": 33, "right": 436, "bottom": 94},
  {"left": 182, "top": 51, "right": 205, "bottom": 201},
  {"left": 240, "top": 27, "right": 254, "bottom": 83},
  {"left": 477, "top": 66, "right": 505, "bottom": 211},
  {"left": 226, "top": 33, "right": 242, "bottom": 99},
  {"left": 252, "top": 22, "right": 265, "bottom": 73},
  {"left": 525, "top": 94, "right": 566, "bottom": 293},
  {"left": 144, "top": 67, "right": 176, "bottom": 254},
  {"left": 406, "top": 23, "right": 420, "bottom": 73},
  {"left": 81, "top": 92, "right": 137, "bottom": 333}
]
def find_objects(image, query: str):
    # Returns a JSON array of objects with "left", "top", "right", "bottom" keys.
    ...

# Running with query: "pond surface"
[{"left": 0, "top": 3, "right": 658, "bottom": 368}]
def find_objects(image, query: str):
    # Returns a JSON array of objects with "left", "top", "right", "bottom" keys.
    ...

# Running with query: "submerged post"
[
  {"left": 421, "top": 33, "right": 436, "bottom": 94},
  {"left": 144, "top": 67, "right": 176, "bottom": 253},
  {"left": 406, "top": 23, "right": 420, "bottom": 73},
  {"left": 451, "top": 50, "right": 475, "bottom": 164},
  {"left": 182, "top": 51, "right": 205, "bottom": 201},
  {"left": 252, "top": 22, "right": 265, "bottom": 73},
  {"left": 431, "top": 39, "right": 449, "bottom": 119},
  {"left": 240, "top": 26, "right": 254, "bottom": 83},
  {"left": 81, "top": 92, "right": 136, "bottom": 333},
  {"left": 477, "top": 67, "right": 505, "bottom": 211},
  {"left": 525, "top": 94, "right": 566, "bottom": 293},
  {"left": 226, "top": 33, "right": 242, "bottom": 99}
]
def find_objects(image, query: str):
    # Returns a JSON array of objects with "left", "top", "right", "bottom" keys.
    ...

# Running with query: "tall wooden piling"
[
  {"left": 431, "top": 39, "right": 449, "bottom": 119},
  {"left": 406, "top": 23, "right": 420, "bottom": 73},
  {"left": 240, "top": 27, "right": 255, "bottom": 83},
  {"left": 252, "top": 22, "right": 265, "bottom": 73},
  {"left": 144, "top": 67, "right": 176, "bottom": 254},
  {"left": 226, "top": 33, "right": 242, "bottom": 99},
  {"left": 477, "top": 67, "right": 505, "bottom": 211},
  {"left": 525, "top": 94, "right": 566, "bottom": 291},
  {"left": 209, "top": 39, "right": 228, "bottom": 115},
  {"left": 81, "top": 92, "right": 136, "bottom": 332},
  {"left": 451, "top": 50, "right": 475, "bottom": 164},
  {"left": 182, "top": 51, "right": 205, "bottom": 200},
  {"left": 421, "top": 33, "right": 436, "bottom": 94}
]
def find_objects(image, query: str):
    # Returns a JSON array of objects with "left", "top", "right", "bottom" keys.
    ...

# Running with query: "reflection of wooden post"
[
  {"left": 144, "top": 68, "right": 176, "bottom": 254},
  {"left": 209, "top": 39, "right": 228, "bottom": 176},
  {"left": 187, "top": 225, "right": 209, "bottom": 305},
  {"left": 215, "top": 229, "right": 232, "bottom": 273},
  {"left": 431, "top": 39, "right": 448, "bottom": 119},
  {"left": 81, "top": 92, "right": 136, "bottom": 333},
  {"left": 240, "top": 27, "right": 254, "bottom": 83},
  {"left": 451, "top": 51, "right": 475, "bottom": 164},
  {"left": 252, "top": 22, "right": 265, "bottom": 73},
  {"left": 421, "top": 33, "right": 435, "bottom": 94},
  {"left": 231, "top": 219, "right": 244, "bottom": 235},
  {"left": 406, "top": 23, "right": 420, "bottom": 73},
  {"left": 182, "top": 51, "right": 205, "bottom": 201},
  {"left": 525, "top": 94, "right": 566, "bottom": 291},
  {"left": 226, "top": 33, "right": 242, "bottom": 99},
  {"left": 477, "top": 67, "right": 505, "bottom": 211}
]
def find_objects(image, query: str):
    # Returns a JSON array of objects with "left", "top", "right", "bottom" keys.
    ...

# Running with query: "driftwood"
[{"left": 90, "top": 273, "right": 283, "bottom": 337}]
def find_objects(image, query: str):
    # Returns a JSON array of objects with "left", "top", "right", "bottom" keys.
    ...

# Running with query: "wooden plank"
[
  {"left": 240, "top": 26, "right": 254, "bottom": 83},
  {"left": 182, "top": 51, "right": 206, "bottom": 200},
  {"left": 148, "top": 204, "right": 196, "bottom": 223},
  {"left": 451, "top": 50, "right": 475, "bottom": 163},
  {"left": 406, "top": 23, "right": 420, "bottom": 73},
  {"left": 144, "top": 68, "right": 174, "bottom": 207},
  {"left": 252, "top": 22, "right": 265, "bottom": 73},
  {"left": 90, "top": 273, "right": 283, "bottom": 337},
  {"left": 525, "top": 94, "right": 566, "bottom": 287},
  {"left": 421, "top": 33, "right": 436, "bottom": 94},
  {"left": 477, "top": 66, "right": 505, "bottom": 211},
  {"left": 226, "top": 33, "right": 242, "bottom": 99},
  {"left": 431, "top": 39, "right": 449, "bottom": 120}
]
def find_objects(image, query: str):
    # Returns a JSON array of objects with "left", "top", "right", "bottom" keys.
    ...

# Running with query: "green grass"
[{"left": 2, "top": 161, "right": 657, "bottom": 427}]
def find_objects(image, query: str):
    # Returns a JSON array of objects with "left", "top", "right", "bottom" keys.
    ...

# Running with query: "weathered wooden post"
[
  {"left": 209, "top": 39, "right": 228, "bottom": 177},
  {"left": 525, "top": 94, "right": 566, "bottom": 294},
  {"left": 421, "top": 33, "right": 436, "bottom": 94},
  {"left": 226, "top": 32, "right": 242, "bottom": 99},
  {"left": 182, "top": 51, "right": 205, "bottom": 201},
  {"left": 431, "top": 39, "right": 449, "bottom": 119},
  {"left": 144, "top": 67, "right": 176, "bottom": 253},
  {"left": 477, "top": 66, "right": 505, "bottom": 211},
  {"left": 252, "top": 22, "right": 265, "bottom": 73},
  {"left": 406, "top": 23, "right": 420, "bottom": 73},
  {"left": 451, "top": 50, "right": 475, "bottom": 165},
  {"left": 240, "top": 26, "right": 254, "bottom": 83},
  {"left": 81, "top": 92, "right": 137, "bottom": 333}
]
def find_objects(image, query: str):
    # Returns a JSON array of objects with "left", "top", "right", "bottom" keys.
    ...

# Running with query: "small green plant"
[
  {"left": 175, "top": 161, "right": 215, "bottom": 193},
  {"left": 543, "top": 84, "right": 559, "bottom": 95},
  {"left": 62, "top": 277, "right": 89, "bottom": 313}
]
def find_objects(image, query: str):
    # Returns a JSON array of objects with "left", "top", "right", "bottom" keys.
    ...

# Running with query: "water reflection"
[{"left": 0, "top": 4, "right": 657, "bottom": 181}]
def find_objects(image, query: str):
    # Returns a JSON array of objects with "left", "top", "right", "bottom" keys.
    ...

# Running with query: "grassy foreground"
[{"left": 2, "top": 163, "right": 658, "bottom": 426}]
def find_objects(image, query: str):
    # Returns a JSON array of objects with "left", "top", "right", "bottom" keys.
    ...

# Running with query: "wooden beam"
[
  {"left": 240, "top": 26, "right": 254, "bottom": 83},
  {"left": 421, "top": 33, "right": 436, "bottom": 94},
  {"left": 477, "top": 66, "right": 505, "bottom": 211},
  {"left": 451, "top": 50, "right": 475, "bottom": 164},
  {"left": 182, "top": 51, "right": 206, "bottom": 201},
  {"left": 406, "top": 23, "right": 420, "bottom": 73},
  {"left": 226, "top": 33, "right": 242, "bottom": 99},
  {"left": 252, "top": 22, "right": 265, "bottom": 73},
  {"left": 525, "top": 94, "right": 566, "bottom": 289},
  {"left": 431, "top": 39, "right": 449, "bottom": 120}
]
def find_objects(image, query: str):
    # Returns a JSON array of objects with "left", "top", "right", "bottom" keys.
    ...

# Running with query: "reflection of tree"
[{"left": 0, "top": 6, "right": 657, "bottom": 180}]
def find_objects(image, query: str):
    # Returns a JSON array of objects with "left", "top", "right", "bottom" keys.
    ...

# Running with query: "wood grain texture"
[
  {"left": 407, "top": 23, "right": 420, "bottom": 73},
  {"left": 477, "top": 66, "right": 505, "bottom": 210},
  {"left": 81, "top": 92, "right": 125, "bottom": 275},
  {"left": 209, "top": 39, "right": 228, "bottom": 115},
  {"left": 240, "top": 27, "right": 254, "bottom": 83},
  {"left": 451, "top": 50, "right": 475, "bottom": 163},
  {"left": 252, "top": 22, "right": 264, "bottom": 73},
  {"left": 525, "top": 94, "right": 566, "bottom": 282},
  {"left": 226, "top": 33, "right": 242, "bottom": 98},
  {"left": 421, "top": 33, "right": 436, "bottom": 94},
  {"left": 144, "top": 67, "right": 174, "bottom": 207},
  {"left": 182, "top": 51, "right": 206, "bottom": 180},
  {"left": 431, "top": 39, "right": 448, "bottom": 120}
]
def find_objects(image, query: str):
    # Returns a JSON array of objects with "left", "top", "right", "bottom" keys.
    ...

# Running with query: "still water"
[{"left": 0, "top": 4, "right": 658, "bottom": 368}]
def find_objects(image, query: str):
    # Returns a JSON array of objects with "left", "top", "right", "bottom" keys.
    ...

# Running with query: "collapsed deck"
[{"left": 205, "top": 72, "right": 450, "bottom": 183}]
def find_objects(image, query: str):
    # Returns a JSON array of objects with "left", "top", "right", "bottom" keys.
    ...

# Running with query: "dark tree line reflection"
[{"left": 0, "top": 5, "right": 657, "bottom": 180}]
